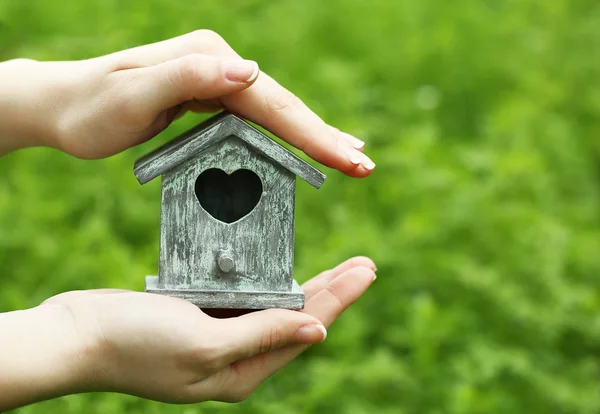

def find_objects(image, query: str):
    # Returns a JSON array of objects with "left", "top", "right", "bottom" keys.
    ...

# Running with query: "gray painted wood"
[
  {"left": 146, "top": 276, "right": 304, "bottom": 309},
  {"left": 159, "top": 136, "right": 296, "bottom": 293},
  {"left": 135, "top": 112, "right": 322, "bottom": 309},
  {"left": 133, "top": 111, "right": 326, "bottom": 189}
]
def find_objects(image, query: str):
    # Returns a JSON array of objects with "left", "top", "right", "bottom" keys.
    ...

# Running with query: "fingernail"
[
  {"left": 341, "top": 132, "right": 365, "bottom": 150},
  {"left": 223, "top": 60, "right": 260, "bottom": 83},
  {"left": 296, "top": 324, "right": 327, "bottom": 343},
  {"left": 341, "top": 142, "right": 362, "bottom": 165},
  {"left": 372, "top": 274, "right": 377, "bottom": 281},
  {"left": 361, "top": 154, "right": 376, "bottom": 171}
]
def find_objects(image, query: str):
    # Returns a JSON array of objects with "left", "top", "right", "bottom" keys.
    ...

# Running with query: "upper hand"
[
  {"left": 40, "top": 257, "right": 376, "bottom": 404},
  {"left": 2, "top": 30, "right": 375, "bottom": 176}
]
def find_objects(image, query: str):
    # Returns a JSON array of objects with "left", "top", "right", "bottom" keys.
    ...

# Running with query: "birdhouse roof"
[{"left": 133, "top": 111, "right": 326, "bottom": 188}]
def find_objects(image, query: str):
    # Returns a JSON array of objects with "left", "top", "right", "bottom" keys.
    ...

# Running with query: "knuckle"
[
  {"left": 167, "top": 55, "right": 212, "bottom": 98},
  {"left": 170, "top": 55, "right": 201, "bottom": 86},
  {"left": 188, "top": 29, "right": 225, "bottom": 50},
  {"left": 325, "top": 283, "right": 345, "bottom": 310},
  {"left": 265, "top": 89, "right": 300, "bottom": 113},
  {"left": 259, "top": 325, "right": 284, "bottom": 354},
  {"left": 189, "top": 343, "right": 227, "bottom": 374}
]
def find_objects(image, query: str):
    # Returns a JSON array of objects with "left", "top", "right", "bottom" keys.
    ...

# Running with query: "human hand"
[
  {"left": 6, "top": 257, "right": 375, "bottom": 408},
  {"left": 0, "top": 30, "right": 374, "bottom": 176}
]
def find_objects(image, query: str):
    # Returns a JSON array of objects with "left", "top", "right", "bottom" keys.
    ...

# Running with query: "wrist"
[
  {"left": 0, "top": 59, "right": 64, "bottom": 154},
  {"left": 0, "top": 303, "right": 100, "bottom": 410},
  {"left": 35, "top": 301, "right": 112, "bottom": 395}
]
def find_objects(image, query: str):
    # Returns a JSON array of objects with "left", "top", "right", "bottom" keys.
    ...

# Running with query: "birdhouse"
[{"left": 133, "top": 111, "right": 326, "bottom": 309}]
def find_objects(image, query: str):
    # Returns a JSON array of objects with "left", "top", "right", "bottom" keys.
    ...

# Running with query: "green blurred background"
[{"left": 2, "top": 0, "right": 600, "bottom": 413}]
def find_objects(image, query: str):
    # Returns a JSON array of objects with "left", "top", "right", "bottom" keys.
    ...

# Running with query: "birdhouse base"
[{"left": 144, "top": 276, "right": 305, "bottom": 310}]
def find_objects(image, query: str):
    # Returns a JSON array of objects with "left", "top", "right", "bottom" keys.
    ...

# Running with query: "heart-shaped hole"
[{"left": 194, "top": 168, "right": 263, "bottom": 224}]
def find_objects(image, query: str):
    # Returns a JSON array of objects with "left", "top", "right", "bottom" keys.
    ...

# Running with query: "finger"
[
  {"left": 103, "top": 30, "right": 226, "bottom": 68},
  {"left": 340, "top": 131, "right": 365, "bottom": 153},
  {"left": 224, "top": 266, "right": 375, "bottom": 386},
  {"left": 302, "top": 256, "right": 377, "bottom": 299},
  {"left": 213, "top": 308, "right": 327, "bottom": 365},
  {"left": 107, "top": 31, "right": 375, "bottom": 176},
  {"left": 121, "top": 54, "right": 259, "bottom": 116},
  {"left": 220, "top": 75, "right": 375, "bottom": 177}
]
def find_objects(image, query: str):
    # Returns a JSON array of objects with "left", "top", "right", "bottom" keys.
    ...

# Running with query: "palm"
[{"left": 42, "top": 256, "right": 376, "bottom": 403}]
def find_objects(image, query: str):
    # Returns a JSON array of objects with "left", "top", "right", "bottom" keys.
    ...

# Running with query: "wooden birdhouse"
[{"left": 133, "top": 111, "right": 326, "bottom": 309}]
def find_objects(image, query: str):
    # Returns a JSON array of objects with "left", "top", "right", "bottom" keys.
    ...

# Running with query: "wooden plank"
[
  {"left": 133, "top": 113, "right": 230, "bottom": 184},
  {"left": 145, "top": 276, "right": 305, "bottom": 310}
]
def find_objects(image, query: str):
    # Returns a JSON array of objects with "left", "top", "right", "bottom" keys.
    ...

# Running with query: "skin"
[{"left": 0, "top": 30, "right": 377, "bottom": 410}]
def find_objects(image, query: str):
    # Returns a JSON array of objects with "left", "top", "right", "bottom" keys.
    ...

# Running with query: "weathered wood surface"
[
  {"left": 133, "top": 111, "right": 326, "bottom": 189},
  {"left": 159, "top": 136, "right": 296, "bottom": 292},
  {"left": 145, "top": 276, "right": 305, "bottom": 309}
]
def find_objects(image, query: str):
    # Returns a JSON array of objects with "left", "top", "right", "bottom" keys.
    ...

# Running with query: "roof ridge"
[{"left": 133, "top": 112, "right": 326, "bottom": 189}]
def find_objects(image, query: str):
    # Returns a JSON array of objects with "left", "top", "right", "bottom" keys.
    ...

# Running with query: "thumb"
[
  {"left": 216, "top": 309, "right": 327, "bottom": 363},
  {"left": 124, "top": 53, "right": 259, "bottom": 113}
]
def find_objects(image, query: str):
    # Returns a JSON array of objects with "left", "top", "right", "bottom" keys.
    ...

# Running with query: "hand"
[
  {"left": 0, "top": 257, "right": 375, "bottom": 409},
  {"left": 0, "top": 30, "right": 375, "bottom": 176}
]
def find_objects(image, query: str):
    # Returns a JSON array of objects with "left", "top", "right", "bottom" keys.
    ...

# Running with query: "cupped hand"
[
  {"left": 41, "top": 257, "right": 376, "bottom": 403},
  {"left": 4, "top": 30, "right": 374, "bottom": 176}
]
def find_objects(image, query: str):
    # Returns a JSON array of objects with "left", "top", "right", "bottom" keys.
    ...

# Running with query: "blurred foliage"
[{"left": 1, "top": 0, "right": 600, "bottom": 413}]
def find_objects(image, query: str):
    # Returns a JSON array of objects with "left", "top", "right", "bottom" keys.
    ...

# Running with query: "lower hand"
[
  {"left": 22, "top": 257, "right": 375, "bottom": 406},
  {"left": 0, "top": 30, "right": 375, "bottom": 175}
]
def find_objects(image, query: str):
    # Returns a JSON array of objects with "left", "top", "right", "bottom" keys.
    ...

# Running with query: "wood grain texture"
[
  {"left": 159, "top": 136, "right": 296, "bottom": 292},
  {"left": 145, "top": 276, "right": 305, "bottom": 309},
  {"left": 135, "top": 112, "right": 324, "bottom": 309},
  {"left": 133, "top": 111, "right": 326, "bottom": 189}
]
